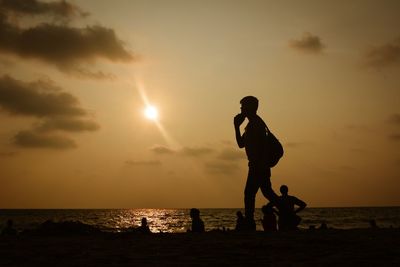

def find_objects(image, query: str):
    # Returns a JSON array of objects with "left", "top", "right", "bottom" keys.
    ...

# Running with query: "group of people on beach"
[
  {"left": 188, "top": 184, "right": 306, "bottom": 233},
  {"left": 236, "top": 184, "right": 306, "bottom": 232},
  {"left": 188, "top": 95, "right": 309, "bottom": 233}
]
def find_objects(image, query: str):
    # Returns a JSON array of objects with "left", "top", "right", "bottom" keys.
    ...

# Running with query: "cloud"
[
  {"left": 35, "top": 117, "right": 99, "bottom": 132},
  {"left": 344, "top": 124, "right": 375, "bottom": 133},
  {"left": 125, "top": 160, "right": 162, "bottom": 166},
  {"left": 285, "top": 141, "right": 315, "bottom": 149},
  {"left": 0, "top": 23, "right": 133, "bottom": 72},
  {"left": 220, "top": 140, "right": 234, "bottom": 146},
  {"left": 0, "top": 57, "right": 14, "bottom": 67},
  {"left": 386, "top": 114, "right": 400, "bottom": 142},
  {"left": 0, "top": 0, "right": 88, "bottom": 18},
  {"left": 285, "top": 142, "right": 304, "bottom": 148},
  {"left": 339, "top": 165, "right": 355, "bottom": 171},
  {"left": 217, "top": 148, "right": 245, "bottom": 161},
  {"left": 0, "top": 75, "right": 99, "bottom": 149},
  {"left": 388, "top": 134, "right": 400, "bottom": 141},
  {"left": 180, "top": 146, "right": 214, "bottom": 157},
  {"left": 150, "top": 145, "right": 176, "bottom": 155},
  {"left": 0, "top": 151, "right": 16, "bottom": 157},
  {"left": 350, "top": 147, "right": 368, "bottom": 154},
  {"left": 14, "top": 130, "right": 76, "bottom": 149},
  {"left": 70, "top": 68, "right": 116, "bottom": 80},
  {"left": 363, "top": 37, "right": 400, "bottom": 69},
  {"left": 204, "top": 161, "right": 239, "bottom": 175},
  {"left": 0, "top": 75, "right": 85, "bottom": 117},
  {"left": 149, "top": 145, "right": 214, "bottom": 157},
  {"left": 0, "top": 0, "right": 133, "bottom": 78},
  {"left": 289, "top": 32, "right": 325, "bottom": 54},
  {"left": 388, "top": 113, "right": 400, "bottom": 126}
]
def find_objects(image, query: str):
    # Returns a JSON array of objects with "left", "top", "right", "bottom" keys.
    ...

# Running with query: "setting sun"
[{"left": 144, "top": 105, "right": 158, "bottom": 120}]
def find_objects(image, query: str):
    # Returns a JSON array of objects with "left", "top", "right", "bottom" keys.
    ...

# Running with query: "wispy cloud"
[
  {"left": 150, "top": 145, "right": 176, "bottom": 155},
  {"left": 289, "top": 32, "right": 325, "bottom": 54},
  {"left": 0, "top": 151, "right": 17, "bottom": 157},
  {"left": 150, "top": 145, "right": 214, "bottom": 157},
  {"left": 125, "top": 160, "right": 162, "bottom": 166},
  {"left": 217, "top": 148, "right": 245, "bottom": 161},
  {"left": 388, "top": 133, "right": 400, "bottom": 141},
  {"left": 204, "top": 161, "right": 239, "bottom": 175},
  {"left": 0, "top": 0, "right": 88, "bottom": 18},
  {"left": 387, "top": 113, "right": 400, "bottom": 126},
  {"left": 180, "top": 146, "right": 214, "bottom": 157},
  {"left": 285, "top": 142, "right": 307, "bottom": 148},
  {"left": 14, "top": 130, "right": 76, "bottom": 149},
  {"left": 386, "top": 114, "right": 400, "bottom": 142},
  {"left": 344, "top": 124, "right": 374, "bottom": 133},
  {"left": 363, "top": 37, "right": 400, "bottom": 69},
  {"left": 35, "top": 117, "right": 99, "bottom": 132}
]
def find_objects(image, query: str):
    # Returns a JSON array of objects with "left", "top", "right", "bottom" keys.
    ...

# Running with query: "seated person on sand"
[
  {"left": 261, "top": 202, "right": 278, "bottom": 232},
  {"left": 137, "top": 217, "right": 151, "bottom": 234},
  {"left": 189, "top": 208, "right": 205, "bottom": 233},
  {"left": 275, "top": 185, "right": 307, "bottom": 231},
  {"left": 1, "top": 219, "right": 17, "bottom": 236},
  {"left": 235, "top": 211, "right": 246, "bottom": 231}
]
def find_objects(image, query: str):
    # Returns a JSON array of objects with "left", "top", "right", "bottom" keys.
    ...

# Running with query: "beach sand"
[{"left": 1, "top": 229, "right": 399, "bottom": 266}]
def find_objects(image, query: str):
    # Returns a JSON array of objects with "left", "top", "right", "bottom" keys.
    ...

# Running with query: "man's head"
[
  {"left": 190, "top": 208, "right": 200, "bottom": 219},
  {"left": 141, "top": 217, "right": 147, "bottom": 226},
  {"left": 240, "top": 96, "right": 258, "bottom": 117},
  {"left": 280, "top": 185, "right": 289, "bottom": 196}
]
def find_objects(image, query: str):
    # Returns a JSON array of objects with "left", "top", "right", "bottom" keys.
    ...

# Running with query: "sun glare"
[{"left": 144, "top": 106, "right": 158, "bottom": 120}]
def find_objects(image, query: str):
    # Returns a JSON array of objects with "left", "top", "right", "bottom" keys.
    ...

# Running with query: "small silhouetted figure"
[
  {"left": 137, "top": 217, "right": 151, "bottom": 234},
  {"left": 319, "top": 222, "right": 328, "bottom": 230},
  {"left": 276, "top": 185, "right": 306, "bottom": 231},
  {"left": 234, "top": 96, "right": 278, "bottom": 229},
  {"left": 235, "top": 211, "right": 246, "bottom": 231},
  {"left": 2, "top": 219, "right": 17, "bottom": 236},
  {"left": 261, "top": 203, "right": 278, "bottom": 232},
  {"left": 369, "top": 219, "right": 378, "bottom": 229},
  {"left": 190, "top": 208, "right": 205, "bottom": 233}
]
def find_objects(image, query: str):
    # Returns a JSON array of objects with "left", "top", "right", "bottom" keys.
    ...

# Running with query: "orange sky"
[{"left": 0, "top": 0, "right": 399, "bottom": 208}]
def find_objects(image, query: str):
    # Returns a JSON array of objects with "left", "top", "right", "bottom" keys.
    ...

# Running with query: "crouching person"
[{"left": 261, "top": 203, "right": 278, "bottom": 232}]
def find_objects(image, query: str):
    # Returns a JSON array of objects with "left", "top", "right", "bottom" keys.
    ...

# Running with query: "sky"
[{"left": 0, "top": 0, "right": 399, "bottom": 208}]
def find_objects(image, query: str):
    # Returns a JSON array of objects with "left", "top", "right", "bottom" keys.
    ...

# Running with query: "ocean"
[{"left": 1, "top": 207, "right": 400, "bottom": 233}]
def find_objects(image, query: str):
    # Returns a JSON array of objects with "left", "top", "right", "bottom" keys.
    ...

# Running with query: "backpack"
[{"left": 264, "top": 126, "right": 284, "bottom": 167}]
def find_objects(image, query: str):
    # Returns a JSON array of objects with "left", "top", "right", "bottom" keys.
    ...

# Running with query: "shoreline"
[{"left": 1, "top": 228, "right": 399, "bottom": 266}]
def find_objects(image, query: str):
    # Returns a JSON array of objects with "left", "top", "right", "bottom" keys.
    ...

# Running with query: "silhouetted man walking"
[{"left": 234, "top": 96, "right": 277, "bottom": 230}]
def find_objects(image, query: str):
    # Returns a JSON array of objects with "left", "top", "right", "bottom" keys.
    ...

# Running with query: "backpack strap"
[{"left": 257, "top": 115, "right": 270, "bottom": 133}]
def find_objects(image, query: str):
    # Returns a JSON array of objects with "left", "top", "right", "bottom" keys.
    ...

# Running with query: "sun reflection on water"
[{"left": 110, "top": 209, "right": 190, "bottom": 233}]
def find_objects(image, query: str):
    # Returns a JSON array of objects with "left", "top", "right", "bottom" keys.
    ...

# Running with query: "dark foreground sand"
[{"left": 1, "top": 229, "right": 400, "bottom": 266}]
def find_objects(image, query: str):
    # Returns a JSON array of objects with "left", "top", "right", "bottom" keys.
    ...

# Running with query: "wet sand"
[{"left": 1, "top": 229, "right": 399, "bottom": 266}]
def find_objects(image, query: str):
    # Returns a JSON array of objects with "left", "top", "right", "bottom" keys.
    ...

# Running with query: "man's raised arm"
[
  {"left": 293, "top": 197, "right": 307, "bottom": 213},
  {"left": 234, "top": 114, "right": 245, "bottom": 148}
]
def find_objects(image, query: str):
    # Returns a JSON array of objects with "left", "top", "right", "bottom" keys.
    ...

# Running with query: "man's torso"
[{"left": 243, "top": 115, "right": 267, "bottom": 162}]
